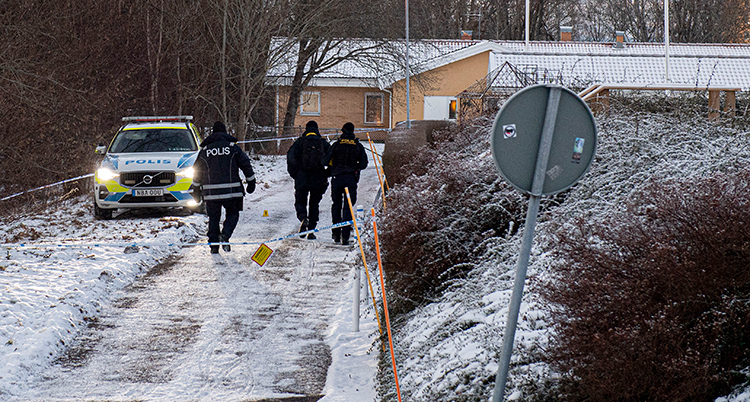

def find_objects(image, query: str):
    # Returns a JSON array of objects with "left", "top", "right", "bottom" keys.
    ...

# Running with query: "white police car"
[{"left": 93, "top": 116, "right": 202, "bottom": 219}]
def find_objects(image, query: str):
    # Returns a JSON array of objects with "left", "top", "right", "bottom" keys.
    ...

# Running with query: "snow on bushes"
[
  {"left": 378, "top": 93, "right": 750, "bottom": 401},
  {"left": 377, "top": 117, "right": 526, "bottom": 316},
  {"left": 544, "top": 171, "right": 750, "bottom": 401}
]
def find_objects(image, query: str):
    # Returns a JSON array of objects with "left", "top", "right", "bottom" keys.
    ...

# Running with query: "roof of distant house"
[{"left": 266, "top": 38, "right": 750, "bottom": 91}]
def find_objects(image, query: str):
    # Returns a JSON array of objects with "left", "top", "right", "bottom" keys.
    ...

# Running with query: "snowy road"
[{"left": 5, "top": 145, "right": 383, "bottom": 401}]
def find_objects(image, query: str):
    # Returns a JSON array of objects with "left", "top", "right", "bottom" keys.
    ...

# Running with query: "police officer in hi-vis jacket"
[{"left": 193, "top": 121, "right": 256, "bottom": 254}]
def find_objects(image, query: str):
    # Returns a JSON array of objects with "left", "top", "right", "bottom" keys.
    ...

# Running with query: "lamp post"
[
  {"left": 405, "top": 0, "right": 411, "bottom": 129},
  {"left": 525, "top": 0, "right": 529, "bottom": 51},
  {"left": 664, "top": 0, "right": 670, "bottom": 82}
]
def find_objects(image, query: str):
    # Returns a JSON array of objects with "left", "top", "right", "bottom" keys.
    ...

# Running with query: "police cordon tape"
[
  {"left": 0, "top": 131, "right": 383, "bottom": 203},
  {"left": 236, "top": 131, "right": 384, "bottom": 158},
  {"left": 236, "top": 132, "right": 338, "bottom": 143},
  {"left": 0, "top": 173, "right": 95, "bottom": 202},
  {"left": 236, "top": 128, "right": 387, "bottom": 144},
  {"left": 0, "top": 220, "right": 355, "bottom": 250}
]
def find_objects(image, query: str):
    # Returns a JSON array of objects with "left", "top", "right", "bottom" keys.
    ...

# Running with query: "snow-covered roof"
[
  {"left": 266, "top": 38, "right": 489, "bottom": 88},
  {"left": 499, "top": 41, "right": 750, "bottom": 57},
  {"left": 490, "top": 41, "right": 750, "bottom": 90},
  {"left": 267, "top": 38, "right": 750, "bottom": 91}
]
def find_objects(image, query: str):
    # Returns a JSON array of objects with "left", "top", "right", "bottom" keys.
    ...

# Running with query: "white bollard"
[{"left": 353, "top": 266, "right": 360, "bottom": 332}]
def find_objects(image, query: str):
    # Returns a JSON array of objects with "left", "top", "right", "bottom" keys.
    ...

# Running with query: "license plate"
[{"left": 133, "top": 189, "right": 164, "bottom": 197}]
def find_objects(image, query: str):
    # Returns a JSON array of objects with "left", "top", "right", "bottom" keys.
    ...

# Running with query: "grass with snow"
[{"left": 378, "top": 94, "right": 750, "bottom": 401}]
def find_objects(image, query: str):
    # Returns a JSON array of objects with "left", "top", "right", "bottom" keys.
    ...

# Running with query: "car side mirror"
[{"left": 95, "top": 144, "right": 107, "bottom": 155}]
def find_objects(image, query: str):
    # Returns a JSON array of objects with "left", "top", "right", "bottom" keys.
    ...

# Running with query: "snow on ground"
[
  {"left": 0, "top": 144, "right": 384, "bottom": 401},
  {"left": 0, "top": 206, "right": 204, "bottom": 397},
  {"left": 387, "top": 114, "right": 750, "bottom": 401},
  {"left": 7, "top": 115, "right": 750, "bottom": 402}
]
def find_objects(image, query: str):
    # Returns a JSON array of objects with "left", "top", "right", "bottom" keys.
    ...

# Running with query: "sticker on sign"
[{"left": 503, "top": 124, "right": 517, "bottom": 139}]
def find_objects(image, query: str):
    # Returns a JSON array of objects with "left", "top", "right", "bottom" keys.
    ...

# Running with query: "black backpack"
[
  {"left": 335, "top": 139, "right": 361, "bottom": 169},
  {"left": 301, "top": 135, "right": 325, "bottom": 171}
]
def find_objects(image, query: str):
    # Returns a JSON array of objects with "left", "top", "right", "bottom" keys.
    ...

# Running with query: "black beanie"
[
  {"left": 305, "top": 120, "right": 318, "bottom": 131},
  {"left": 213, "top": 121, "right": 226, "bottom": 133},
  {"left": 342, "top": 122, "right": 355, "bottom": 134}
]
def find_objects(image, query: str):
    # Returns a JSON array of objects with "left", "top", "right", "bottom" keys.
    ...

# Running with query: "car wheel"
[{"left": 94, "top": 202, "right": 113, "bottom": 220}]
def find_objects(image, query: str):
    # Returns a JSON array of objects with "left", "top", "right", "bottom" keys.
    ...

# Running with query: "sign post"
[{"left": 490, "top": 84, "right": 597, "bottom": 401}]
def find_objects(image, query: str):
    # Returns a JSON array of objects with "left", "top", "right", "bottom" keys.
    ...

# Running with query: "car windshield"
[{"left": 110, "top": 128, "right": 198, "bottom": 153}]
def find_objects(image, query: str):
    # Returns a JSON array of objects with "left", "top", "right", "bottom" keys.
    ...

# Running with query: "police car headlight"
[
  {"left": 96, "top": 167, "right": 119, "bottom": 181},
  {"left": 177, "top": 167, "right": 195, "bottom": 179}
]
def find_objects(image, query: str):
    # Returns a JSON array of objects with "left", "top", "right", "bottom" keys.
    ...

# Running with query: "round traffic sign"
[{"left": 491, "top": 84, "right": 597, "bottom": 195}]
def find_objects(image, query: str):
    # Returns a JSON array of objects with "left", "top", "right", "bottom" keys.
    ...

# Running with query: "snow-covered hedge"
[
  {"left": 377, "top": 93, "right": 750, "bottom": 401},
  {"left": 545, "top": 170, "right": 750, "bottom": 401},
  {"left": 376, "top": 118, "right": 526, "bottom": 316}
]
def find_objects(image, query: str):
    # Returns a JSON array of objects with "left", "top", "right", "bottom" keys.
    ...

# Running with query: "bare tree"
[
  {"left": 409, "top": 0, "right": 469, "bottom": 38},
  {"left": 226, "top": 0, "right": 294, "bottom": 139},
  {"left": 0, "top": 0, "right": 150, "bottom": 196},
  {"left": 457, "top": 0, "right": 575, "bottom": 41},
  {"left": 277, "top": 0, "right": 395, "bottom": 133},
  {"left": 672, "top": 0, "right": 750, "bottom": 43},
  {"left": 146, "top": 0, "right": 166, "bottom": 115},
  {"left": 574, "top": 0, "right": 750, "bottom": 43},
  {"left": 576, "top": 0, "right": 611, "bottom": 41},
  {"left": 161, "top": 0, "right": 204, "bottom": 115},
  {"left": 279, "top": 38, "right": 390, "bottom": 134},
  {"left": 181, "top": 0, "right": 293, "bottom": 138},
  {"left": 605, "top": 0, "right": 661, "bottom": 42}
]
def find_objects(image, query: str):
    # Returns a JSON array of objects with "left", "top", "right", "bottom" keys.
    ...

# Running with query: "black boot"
[
  {"left": 299, "top": 218, "right": 308, "bottom": 238},
  {"left": 307, "top": 222, "right": 317, "bottom": 239},
  {"left": 341, "top": 225, "right": 352, "bottom": 245},
  {"left": 209, "top": 236, "right": 220, "bottom": 254},
  {"left": 332, "top": 228, "right": 341, "bottom": 243},
  {"left": 220, "top": 234, "right": 231, "bottom": 252}
]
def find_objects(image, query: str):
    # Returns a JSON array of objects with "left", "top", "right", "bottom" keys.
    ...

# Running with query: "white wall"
[{"left": 423, "top": 96, "right": 456, "bottom": 120}]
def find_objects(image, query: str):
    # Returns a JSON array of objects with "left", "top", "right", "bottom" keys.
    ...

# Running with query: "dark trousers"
[
  {"left": 294, "top": 182, "right": 326, "bottom": 228},
  {"left": 206, "top": 198, "right": 242, "bottom": 243},
  {"left": 331, "top": 174, "right": 358, "bottom": 241}
]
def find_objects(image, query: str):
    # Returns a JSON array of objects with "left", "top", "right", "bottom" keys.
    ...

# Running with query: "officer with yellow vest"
[{"left": 322, "top": 122, "right": 368, "bottom": 245}]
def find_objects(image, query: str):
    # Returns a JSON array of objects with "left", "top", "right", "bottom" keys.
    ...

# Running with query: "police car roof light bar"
[{"left": 122, "top": 115, "right": 194, "bottom": 122}]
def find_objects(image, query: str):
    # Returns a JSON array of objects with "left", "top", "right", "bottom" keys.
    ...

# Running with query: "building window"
[
  {"left": 365, "top": 93, "right": 384, "bottom": 124},
  {"left": 300, "top": 91, "right": 321, "bottom": 116},
  {"left": 449, "top": 99, "right": 457, "bottom": 120}
]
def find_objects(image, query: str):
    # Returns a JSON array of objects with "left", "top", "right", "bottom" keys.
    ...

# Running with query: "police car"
[{"left": 93, "top": 116, "right": 202, "bottom": 219}]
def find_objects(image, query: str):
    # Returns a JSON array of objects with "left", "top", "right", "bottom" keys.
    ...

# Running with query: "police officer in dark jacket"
[
  {"left": 193, "top": 121, "right": 256, "bottom": 254},
  {"left": 322, "top": 122, "right": 368, "bottom": 245},
  {"left": 287, "top": 120, "right": 331, "bottom": 239}
]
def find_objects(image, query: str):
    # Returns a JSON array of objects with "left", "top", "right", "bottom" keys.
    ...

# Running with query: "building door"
[{"left": 423, "top": 96, "right": 457, "bottom": 120}]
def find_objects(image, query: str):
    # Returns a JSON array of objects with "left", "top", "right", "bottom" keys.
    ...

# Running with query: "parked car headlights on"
[
  {"left": 93, "top": 116, "right": 202, "bottom": 220},
  {"left": 177, "top": 167, "right": 195, "bottom": 179},
  {"left": 97, "top": 167, "right": 119, "bottom": 181}
]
